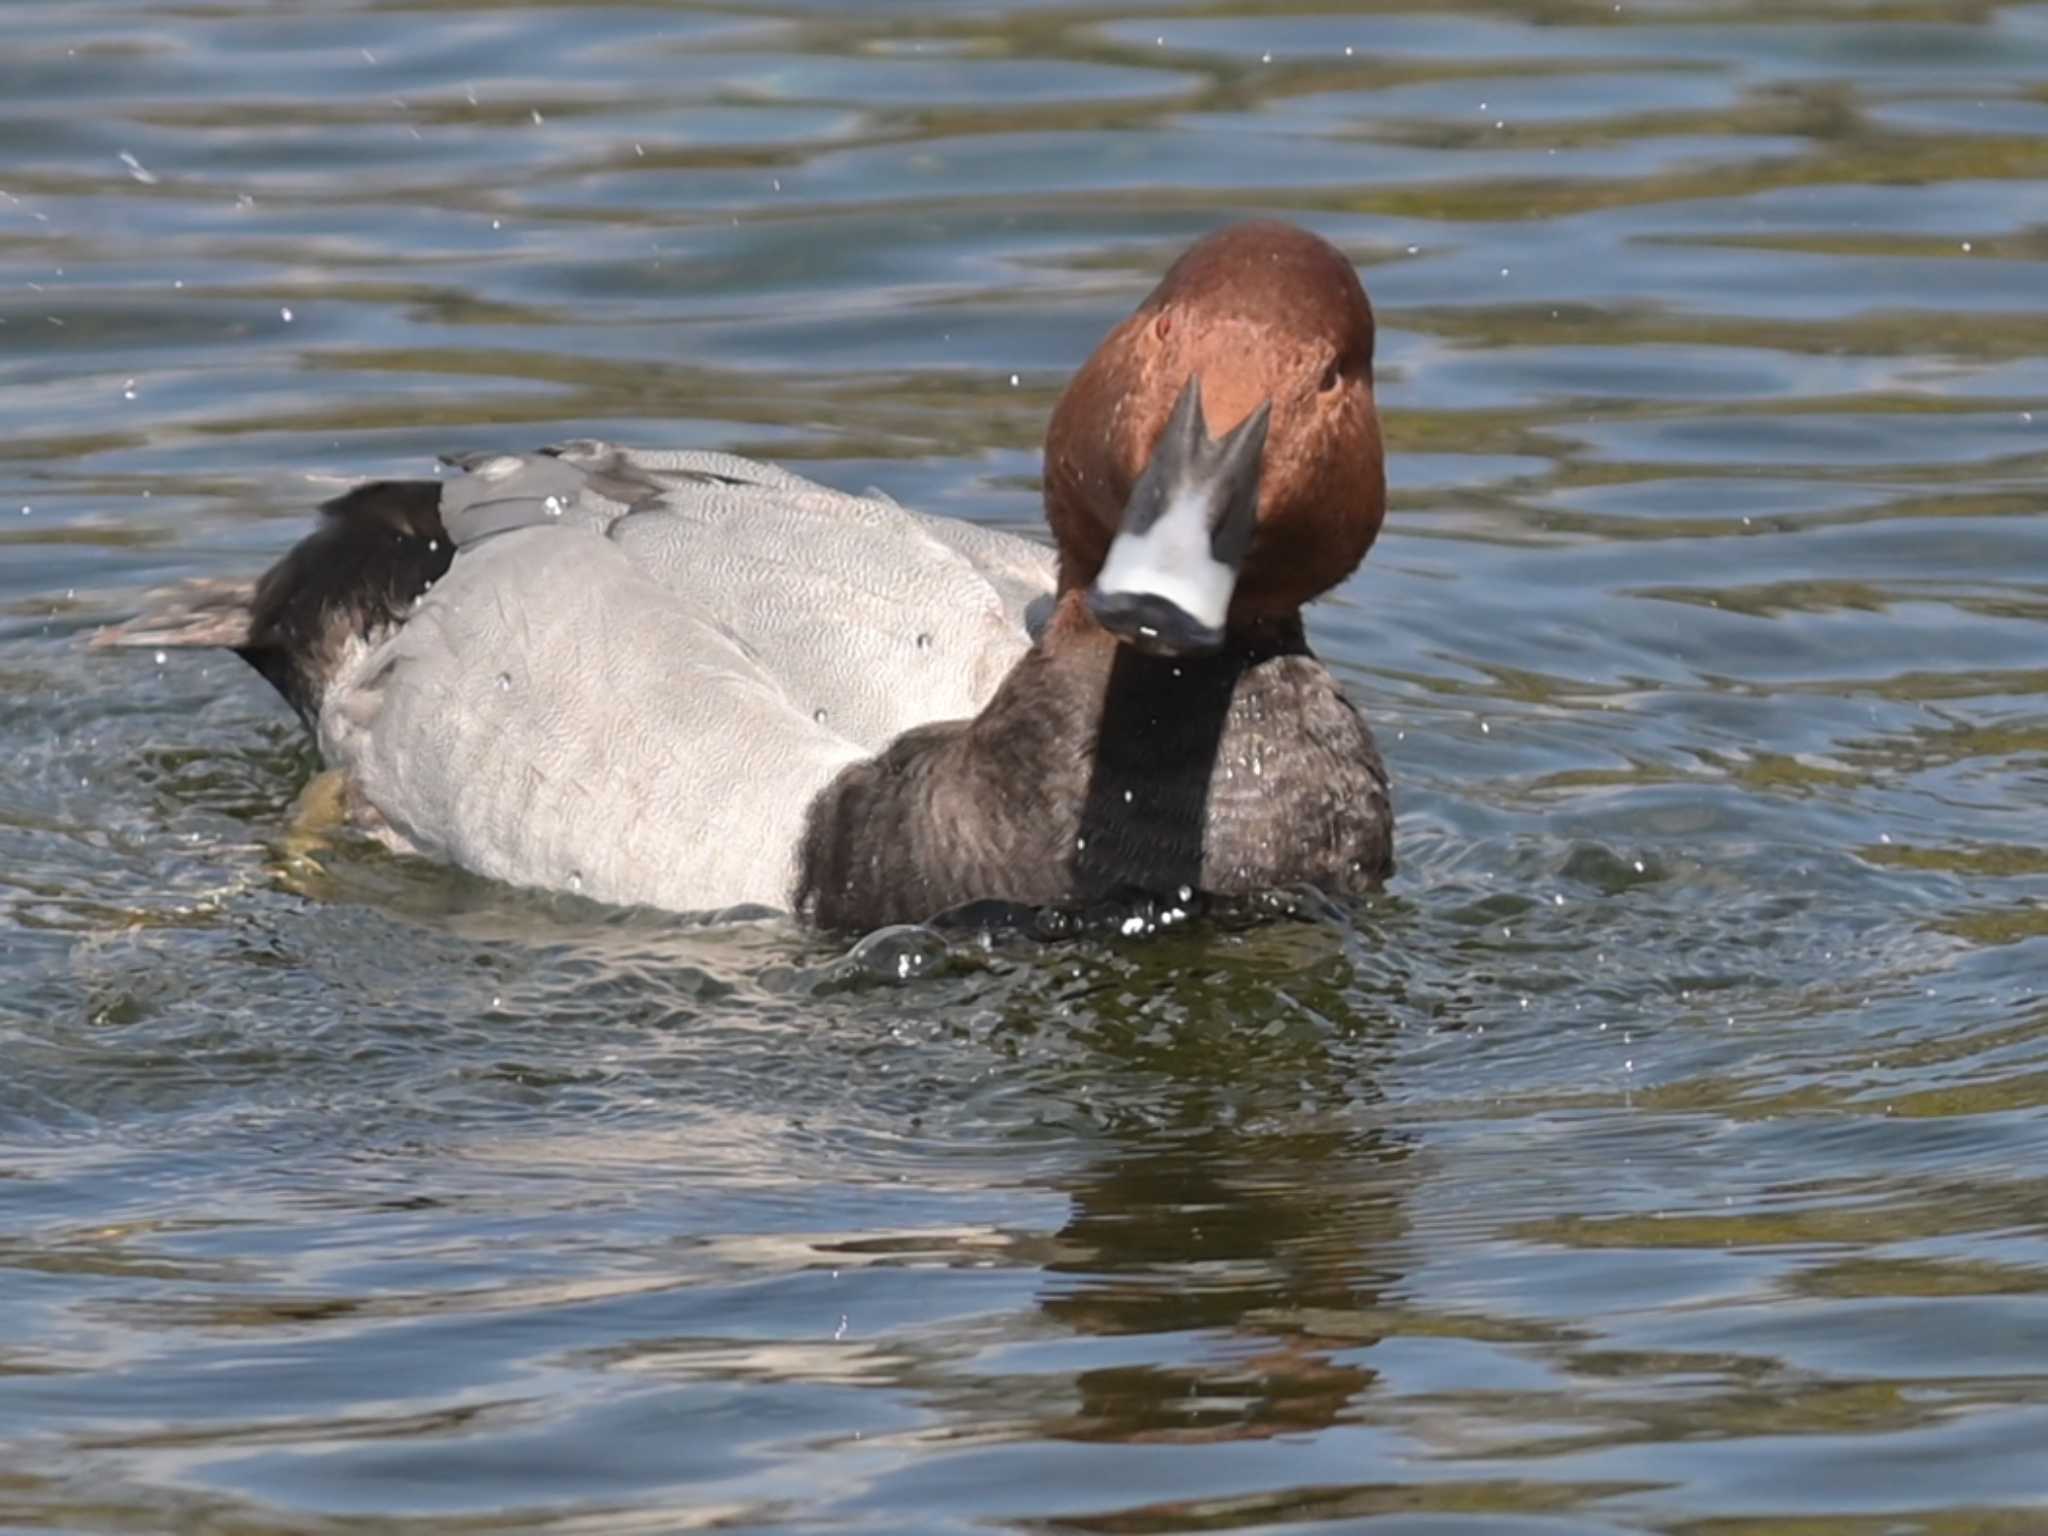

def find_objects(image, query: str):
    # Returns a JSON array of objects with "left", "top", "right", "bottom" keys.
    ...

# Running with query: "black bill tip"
[{"left": 1084, "top": 588, "right": 1226, "bottom": 658}]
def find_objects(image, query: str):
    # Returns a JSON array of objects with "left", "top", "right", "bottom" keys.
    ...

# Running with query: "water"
[{"left": 4, "top": 1, "right": 2047, "bottom": 1529}]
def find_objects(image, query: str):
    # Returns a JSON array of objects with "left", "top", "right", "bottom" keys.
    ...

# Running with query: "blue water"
[{"left": 3, "top": 2, "right": 2047, "bottom": 1530}]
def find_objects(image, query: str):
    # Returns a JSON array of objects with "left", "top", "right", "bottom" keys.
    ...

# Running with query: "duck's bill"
[
  {"left": 1086, "top": 588, "right": 1225, "bottom": 656},
  {"left": 1085, "top": 377, "right": 1269, "bottom": 659}
]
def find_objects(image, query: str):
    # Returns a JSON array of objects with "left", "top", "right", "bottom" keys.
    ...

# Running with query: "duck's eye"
[{"left": 1318, "top": 359, "right": 1343, "bottom": 393}]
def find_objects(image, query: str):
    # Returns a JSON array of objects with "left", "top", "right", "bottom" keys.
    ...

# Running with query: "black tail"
[{"left": 235, "top": 480, "right": 454, "bottom": 730}]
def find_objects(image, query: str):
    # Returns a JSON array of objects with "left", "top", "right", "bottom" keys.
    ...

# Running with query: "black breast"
[{"left": 796, "top": 630, "right": 1392, "bottom": 931}]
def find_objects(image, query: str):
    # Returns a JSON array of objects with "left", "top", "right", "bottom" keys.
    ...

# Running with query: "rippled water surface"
[{"left": 5, "top": 2, "right": 2048, "bottom": 1530}]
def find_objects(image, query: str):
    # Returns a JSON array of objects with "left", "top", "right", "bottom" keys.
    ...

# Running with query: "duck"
[{"left": 96, "top": 220, "right": 1393, "bottom": 929}]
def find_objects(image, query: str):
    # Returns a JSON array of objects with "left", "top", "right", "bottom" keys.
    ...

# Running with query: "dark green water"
[{"left": 4, "top": 2, "right": 2048, "bottom": 1531}]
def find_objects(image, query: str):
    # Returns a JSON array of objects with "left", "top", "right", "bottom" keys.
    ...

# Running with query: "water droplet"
[
  {"left": 567, "top": 871, "right": 583, "bottom": 893},
  {"left": 1008, "top": 373, "right": 1020, "bottom": 387},
  {"left": 1633, "top": 859, "right": 1646, "bottom": 874},
  {"left": 530, "top": 108, "right": 545, "bottom": 125},
  {"left": 813, "top": 707, "right": 828, "bottom": 724},
  {"left": 280, "top": 306, "right": 294, "bottom": 322},
  {"left": 1960, "top": 240, "right": 1973, "bottom": 253},
  {"left": 496, "top": 672, "right": 512, "bottom": 691},
  {"left": 847, "top": 924, "right": 946, "bottom": 984},
  {"left": 117, "top": 151, "right": 157, "bottom": 185},
  {"left": 543, "top": 495, "right": 563, "bottom": 516},
  {"left": 153, "top": 650, "right": 167, "bottom": 665},
  {"left": 1122, "top": 789, "right": 1133, "bottom": 803},
  {"left": 122, "top": 378, "right": 137, "bottom": 400}
]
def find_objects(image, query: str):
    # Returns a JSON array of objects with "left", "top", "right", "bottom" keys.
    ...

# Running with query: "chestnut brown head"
[{"left": 1044, "top": 221, "right": 1385, "bottom": 650}]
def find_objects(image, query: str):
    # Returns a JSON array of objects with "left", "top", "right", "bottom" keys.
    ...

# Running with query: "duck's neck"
[
  {"left": 1070, "top": 614, "right": 1309, "bottom": 899},
  {"left": 794, "top": 596, "right": 1318, "bottom": 928}
]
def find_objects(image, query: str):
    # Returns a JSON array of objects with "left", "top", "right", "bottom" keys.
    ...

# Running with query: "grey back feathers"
[{"left": 321, "top": 443, "right": 1055, "bottom": 913}]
